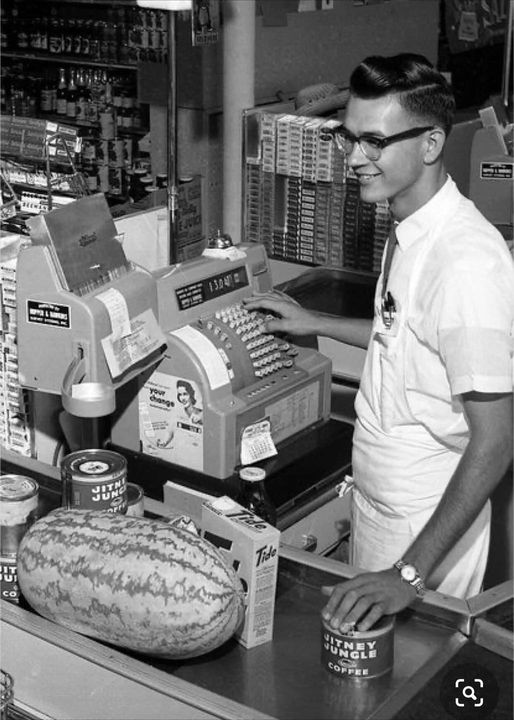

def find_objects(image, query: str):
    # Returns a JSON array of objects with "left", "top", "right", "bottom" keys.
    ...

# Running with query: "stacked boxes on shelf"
[
  {"left": 342, "top": 174, "right": 361, "bottom": 269},
  {"left": 244, "top": 110, "right": 391, "bottom": 272},
  {"left": 284, "top": 177, "right": 301, "bottom": 260},
  {"left": 0, "top": 252, "right": 33, "bottom": 456},
  {"left": 372, "top": 203, "right": 391, "bottom": 273}
]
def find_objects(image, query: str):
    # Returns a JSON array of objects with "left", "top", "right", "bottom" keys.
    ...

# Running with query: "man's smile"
[{"left": 356, "top": 172, "right": 381, "bottom": 183}]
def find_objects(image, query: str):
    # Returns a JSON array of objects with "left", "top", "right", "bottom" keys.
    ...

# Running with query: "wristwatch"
[{"left": 393, "top": 560, "right": 426, "bottom": 597}]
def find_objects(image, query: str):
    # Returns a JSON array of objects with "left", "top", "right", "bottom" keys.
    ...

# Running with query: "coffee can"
[
  {"left": 321, "top": 614, "right": 395, "bottom": 680},
  {"left": 61, "top": 449, "right": 128, "bottom": 513},
  {"left": 0, "top": 475, "right": 39, "bottom": 603},
  {"left": 0, "top": 555, "right": 20, "bottom": 603},
  {"left": 126, "top": 483, "right": 144, "bottom": 517}
]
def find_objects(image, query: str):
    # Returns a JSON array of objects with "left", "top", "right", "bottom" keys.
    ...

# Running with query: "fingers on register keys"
[
  {"left": 243, "top": 291, "right": 301, "bottom": 316},
  {"left": 244, "top": 292, "right": 304, "bottom": 334}
]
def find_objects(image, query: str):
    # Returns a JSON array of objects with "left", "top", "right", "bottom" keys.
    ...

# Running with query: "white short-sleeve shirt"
[{"left": 353, "top": 176, "right": 514, "bottom": 515}]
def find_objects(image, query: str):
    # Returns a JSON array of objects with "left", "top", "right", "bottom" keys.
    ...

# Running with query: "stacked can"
[
  {"left": 126, "top": 483, "right": 145, "bottom": 517},
  {"left": 61, "top": 449, "right": 128, "bottom": 514},
  {"left": 0, "top": 475, "right": 39, "bottom": 604}
]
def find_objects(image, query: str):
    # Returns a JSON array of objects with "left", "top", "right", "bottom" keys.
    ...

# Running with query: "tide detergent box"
[{"left": 201, "top": 496, "right": 280, "bottom": 649}]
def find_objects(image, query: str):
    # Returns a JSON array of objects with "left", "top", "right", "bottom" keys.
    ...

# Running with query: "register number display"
[{"left": 175, "top": 267, "right": 249, "bottom": 310}]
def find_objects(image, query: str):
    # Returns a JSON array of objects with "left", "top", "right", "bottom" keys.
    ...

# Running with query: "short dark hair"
[
  {"left": 177, "top": 379, "right": 196, "bottom": 404},
  {"left": 349, "top": 54, "right": 456, "bottom": 136}
]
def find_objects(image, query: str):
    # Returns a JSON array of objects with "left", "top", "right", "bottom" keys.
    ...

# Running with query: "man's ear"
[{"left": 423, "top": 126, "right": 446, "bottom": 164}]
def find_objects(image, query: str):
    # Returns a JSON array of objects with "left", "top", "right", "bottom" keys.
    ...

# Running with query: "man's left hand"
[{"left": 321, "top": 568, "right": 418, "bottom": 632}]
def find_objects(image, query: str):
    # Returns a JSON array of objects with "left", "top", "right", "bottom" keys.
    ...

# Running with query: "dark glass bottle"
[
  {"left": 39, "top": 16, "right": 49, "bottom": 52},
  {"left": 65, "top": 68, "right": 77, "bottom": 118},
  {"left": 237, "top": 467, "right": 276, "bottom": 526},
  {"left": 56, "top": 67, "right": 67, "bottom": 115},
  {"left": 40, "top": 71, "right": 54, "bottom": 114},
  {"left": 49, "top": 17, "right": 63, "bottom": 55},
  {"left": 0, "top": 3, "right": 9, "bottom": 50}
]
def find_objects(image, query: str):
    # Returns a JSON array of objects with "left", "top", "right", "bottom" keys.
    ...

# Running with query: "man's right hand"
[{"left": 243, "top": 291, "right": 317, "bottom": 336}]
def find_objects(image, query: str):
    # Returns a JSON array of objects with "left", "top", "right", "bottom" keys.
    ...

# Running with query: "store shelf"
[
  {"left": 2, "top": 50, "right": 139, "bottom": 71},
  {"left": 24, "top": 112, "right": 148, "bottom": 135}
]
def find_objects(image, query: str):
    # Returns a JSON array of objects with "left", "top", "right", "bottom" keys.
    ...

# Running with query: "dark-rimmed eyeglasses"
[{"left": 324, "top": 125, "right": 435, "bottom": 161}]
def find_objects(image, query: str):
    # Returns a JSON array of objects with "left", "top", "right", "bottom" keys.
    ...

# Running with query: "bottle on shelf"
[
  {"left": 49, "top": 17, "right": 63, "bottom": 55},
  {"left": 86, "top": 69, "right": 99, "bottom": 124},
  {"left": 0, "top": 3, "right": 8, "bottom": 50},
  {"left": 39, "top": 16, "right": 49, "bottom": 52},
  {"left": 73, "top": 19, "right": 83, "bottom": 55},
  {"left": 82, "top": 19, "right": 93, "bottom": 58},
  {"left": 76, "top": 68, "right": 89, "bottom": 122},
  {"left": 29, "top": 16, "right": 40, "bottom": 51},
  {"left": 106, "top": 19, "right": 118, "bottom": 63},
  {"left": 15, "top": 14, "right": 28, "bottom": 51},
  {"left": 98, "top": 20, "right": 109, "bottom": 62},
  {"left": 236, "top": 467, "right": 277, "bottom": 526},
  {"left": 116, "top": 7, "right": 130, "bottom": 64},
  {"left": 56, "top": 67, "right": 67, "bottom": 116},
  {"left": 40, "top": 71, "right": 55, "bottom": 114},
  {"left": 98, "top": 70, "right": 115, "bottom": 140},
  {"left": 63, "top": 18, "right": 75, "bottom": 56},
  {"left": 66, "top": 68, "right": 78, "bottom": 119}
]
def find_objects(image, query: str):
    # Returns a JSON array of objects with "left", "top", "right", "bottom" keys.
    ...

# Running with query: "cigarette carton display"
[{"left": 201, "top": 495, "right": 280, "bottom": 649}]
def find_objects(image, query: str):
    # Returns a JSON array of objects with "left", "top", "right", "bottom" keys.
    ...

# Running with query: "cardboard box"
[
  {"left": 163, "top": 480, "right": 216, "bottom": 527},
  {"left": 201, "top": 496, "right": 280, "bottom": 649}
]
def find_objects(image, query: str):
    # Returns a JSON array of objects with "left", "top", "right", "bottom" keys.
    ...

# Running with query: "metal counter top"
[
  {"left": 157, "top": 549, "right": 469, "bottom": 720},
  {"left": 2, "top": 545, "right": 471, "bottom": 720},
  {"left": 2, "top": 453, "right": 509, "bottom": 720}
]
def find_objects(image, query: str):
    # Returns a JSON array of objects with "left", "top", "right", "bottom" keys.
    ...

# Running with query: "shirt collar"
[{"left": 394, "top": 175, "right": 458, "bottom": 250}]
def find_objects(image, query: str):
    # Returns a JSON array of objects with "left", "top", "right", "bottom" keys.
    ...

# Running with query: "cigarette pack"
[{"left": 201, "top": 495, "right": 280, "bottom": 649}]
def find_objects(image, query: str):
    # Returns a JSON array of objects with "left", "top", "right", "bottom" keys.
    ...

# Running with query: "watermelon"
[{"left": 17, "top": 508, "right": 245, "bottom": 659}]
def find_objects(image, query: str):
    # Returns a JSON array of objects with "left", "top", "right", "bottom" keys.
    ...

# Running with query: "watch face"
[{"left": 401, "top": 565, "right": 417, "bottom": 582}]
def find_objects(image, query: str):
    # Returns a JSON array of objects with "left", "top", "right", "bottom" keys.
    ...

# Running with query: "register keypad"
[{"left": 204, "top": 302, "right": 295, "bottom": 379}]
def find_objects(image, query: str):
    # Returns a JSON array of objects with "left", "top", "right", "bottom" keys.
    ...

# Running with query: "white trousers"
[{"left": 350, "top": 489, "right": 491, "bottom": 600}]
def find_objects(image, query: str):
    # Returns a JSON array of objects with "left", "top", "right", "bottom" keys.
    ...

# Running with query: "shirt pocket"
[{"left": 377, "top": 310, "right": 410, "bottom": 431}]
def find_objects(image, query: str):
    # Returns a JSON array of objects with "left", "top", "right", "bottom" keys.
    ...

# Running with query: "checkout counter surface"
[
  {"left": 2, "top": 455, "right": 512, "bottom": 720},
  {"left": 2, "top": 547, "right": 470, "bottom": 720}
]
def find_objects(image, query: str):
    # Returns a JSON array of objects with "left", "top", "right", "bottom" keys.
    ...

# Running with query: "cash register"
[
  {"left": 14, "top": 194, "right": 337, "bottom": 490},
  {"left": 111, "top": 242, "right": 332, "bottom": 479}
]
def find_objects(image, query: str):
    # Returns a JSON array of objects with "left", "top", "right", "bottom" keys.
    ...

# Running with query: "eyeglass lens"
[{"left": 334, "top": 133, "right": 381, "bottom": 160}]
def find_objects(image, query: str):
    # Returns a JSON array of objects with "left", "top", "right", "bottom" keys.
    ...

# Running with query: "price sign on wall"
[{"left": 191, "top": 0, "right": 219, "bottom": 46}]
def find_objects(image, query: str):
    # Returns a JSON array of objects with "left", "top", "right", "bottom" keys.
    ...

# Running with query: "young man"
[{"left": 244, "top": 54, "right": 514, "bottom": 632}]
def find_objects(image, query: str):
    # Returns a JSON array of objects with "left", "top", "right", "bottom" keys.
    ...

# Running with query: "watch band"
[{"left": 393, "top": 560, "right": 426, "bottom": 597}]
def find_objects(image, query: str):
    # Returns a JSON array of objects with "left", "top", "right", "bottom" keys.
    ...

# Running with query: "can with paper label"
[
  {"left": 61, "top": 449, "right": 128, "bottom": 513},
  {"left": 321, "top": 614, "right": 395, "bottom": 679},
  {"left": 0, "top": 475, "right": 39, "bottom": 603}
]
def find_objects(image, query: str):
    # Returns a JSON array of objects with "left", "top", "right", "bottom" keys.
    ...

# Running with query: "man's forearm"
[{"left": 311, "top": 312, "right": 372, "bottom": 349}]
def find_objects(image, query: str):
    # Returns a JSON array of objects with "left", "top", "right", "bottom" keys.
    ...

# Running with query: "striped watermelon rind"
[{"left": 17, "top": 508, "right": 245, "bottom": 659}]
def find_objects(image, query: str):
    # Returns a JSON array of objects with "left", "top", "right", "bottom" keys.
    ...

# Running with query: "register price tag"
[
  {"left": 240, "top": 418, "right": 277, "bottom": 465},
  {"left": 101, "top": 308, "right": 166, "bottom": 379},
  {"left": 95, "top": 287, "right": 131, "bottom": 340}
]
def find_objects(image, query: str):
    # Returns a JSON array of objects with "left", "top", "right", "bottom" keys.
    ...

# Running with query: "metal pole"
[
  {"left": 222, "top": 0, "right": 256, "bottom": 243},
  {"left": 501, "top": 1, "right": 513, "bottom": 111},
  {"left": 168, "top": 9, "right": 179, "bottom": 264}
]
